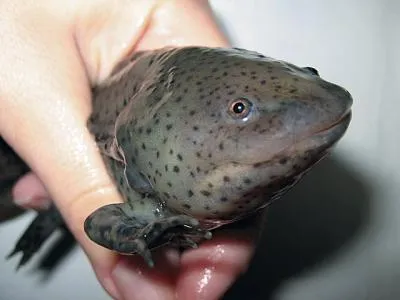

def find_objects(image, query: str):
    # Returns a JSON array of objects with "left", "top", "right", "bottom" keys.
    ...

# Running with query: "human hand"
[{"left": 1, "top": 1, "right": 259, "bottom": 299}]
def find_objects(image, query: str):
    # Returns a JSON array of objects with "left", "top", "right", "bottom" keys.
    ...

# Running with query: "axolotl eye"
[
  {"left": 228, "top": 97, "right": 253, "bottom": 121},
  {"left": 303, "top": 67, "right": 320, "bottom": 76}
]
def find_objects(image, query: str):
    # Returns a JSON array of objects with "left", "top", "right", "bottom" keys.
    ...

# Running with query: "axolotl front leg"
[{"left": 84, "top": 167, "right": 212, "bottom": 267}]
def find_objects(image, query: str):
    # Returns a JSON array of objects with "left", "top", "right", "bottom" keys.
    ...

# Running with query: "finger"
[
  {"left": 111, "top": 249, "right": 181, "bottom": 300},
  {"left": 12, "top": 172, "right": 51, "bottom": 210},
  {"left": 176, "top": 218, "right": 262, "bottom": 300}
]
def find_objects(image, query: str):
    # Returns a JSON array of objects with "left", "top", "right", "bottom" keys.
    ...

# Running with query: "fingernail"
[
  {"left": 14, "top": 196, "right": 51, "bottom": 210},
  {"left": 178, "top": 266, "right": 236, "bottom": 300},
  {"left": 111, "top": 259, "right": 163, "bottom": 300}
]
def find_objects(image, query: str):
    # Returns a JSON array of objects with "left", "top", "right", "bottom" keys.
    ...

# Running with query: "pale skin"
[{"left": 0, "top": 1, "right": 258, "bottom": 299}]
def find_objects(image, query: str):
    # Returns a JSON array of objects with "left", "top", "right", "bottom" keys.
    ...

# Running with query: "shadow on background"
[{"left": 223, "top": 155, "right": 372, "bottom": 300}]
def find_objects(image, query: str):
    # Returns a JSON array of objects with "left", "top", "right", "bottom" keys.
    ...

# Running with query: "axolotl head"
[{"left": 125, "top": 47, "right": 352, "bottom": 226}]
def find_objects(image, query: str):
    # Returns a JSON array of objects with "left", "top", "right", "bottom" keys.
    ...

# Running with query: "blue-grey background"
[{"left": 1, "top": 1, "right": 398, "bottom": 299}]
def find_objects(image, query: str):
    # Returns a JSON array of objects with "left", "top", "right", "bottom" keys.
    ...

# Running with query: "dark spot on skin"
[
  {"left": 193, "top": 126, "right": 199, "bottom": 131},
  {"left": 220, "top": 197, "right": 228, "bottom": 202},
  {"left": 223, "top": 176, "right": 231, "bottom": 182},
  {"left": 175, "top": 96, "right": 182, "bottom": 103},
  {"left": 156, "top": 151, "right": 160, "bottom": 158},
  {"left": 173, "top": 166, "right": 180, "bottom": 173},
  {"left": 208, "top": 153, "right": 212, "bottom": 158},
  {"left": 169, "top": 149, "right": 174, "bottom": 155},
  {"left": 148, "top": 161, "right": 153, "bottom": 168},
  {"left": 138, "top": 127, "right": 143, "bottom": 134},
  {"left": 188, "top": 190, "right": 194, "bottom": 197},
  {"left": 163, "top": 137, "right": 168, "bottom": 144},
  {"left": 166, "top": 124, "right": 173, "bottom": 130},
  {"left": 208, "top": 182, "right": 214, "bottom": 188},
  {"left": 166, "top": 112, "right": 171, "bottom": 118},
  {"left": 200, "top": 190, "right": 211, "bottom": 197},
  {"left": 177, "top": 154, "right": 183, "bottom": 161},
  {"left": 204, "top": 205, "right": 210, "bottom": 210},
  {"left": 141, "top": 143, "right": 146, "bottom": 150},
  {"left": 196, "top": 152, "right": 201, "bottom": 158},
  {"left": 189, "top": 110, "right": 196, "bottom": 116},
  {"left": 253, "top": 124, "right": 261, "bottom": 131},
  {"left": 190, "top": 171, "right": 195, "bottom": 178},
  {"left": 196, "top": 167, "right": 201, "bottom": 173},
  {"left": 167, "top": 182, "right": 172, "bottom": 187},
  {"left": 182, "top": 204, "right": 192, "bottom": 209},
  {"left": 165, "top": 165, "right": 169, "bottom": 172},
  {"left": 146, "top": 128, "right": 152, "bottom": 135},
  {"left": 279, "top": 157, "right": 288, "bottom": 165},
  {"left": 243, "top": 177, "right": 252, "bottom": 184},
  {"left": 219, "top": 142, "right": 224, "bottom": 150},
  {"left": 260, "top": 79, "right": 266, "bottom": 85}
]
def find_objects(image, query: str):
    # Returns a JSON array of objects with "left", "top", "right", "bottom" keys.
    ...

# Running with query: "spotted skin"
[{"left": 4, "top": 46, "right": 352, "bottom": 268}]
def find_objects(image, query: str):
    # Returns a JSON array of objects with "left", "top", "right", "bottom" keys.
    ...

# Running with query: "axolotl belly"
[{"left": 4, "top": 47, "right": 352, "bottom": 268}]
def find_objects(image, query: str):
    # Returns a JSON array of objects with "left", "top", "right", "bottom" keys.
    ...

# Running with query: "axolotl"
[{"left": 3, "top": 46, "right": 352, "bottom": 268}]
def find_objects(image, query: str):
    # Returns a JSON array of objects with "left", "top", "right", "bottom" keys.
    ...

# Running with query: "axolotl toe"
[{"left": 7, "top": 47, "right": 352, "bottom": 268}]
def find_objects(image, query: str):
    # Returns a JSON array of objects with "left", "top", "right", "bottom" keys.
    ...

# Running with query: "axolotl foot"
[{"left": 84, "top": 203, "right": 212, "bottom": 267}]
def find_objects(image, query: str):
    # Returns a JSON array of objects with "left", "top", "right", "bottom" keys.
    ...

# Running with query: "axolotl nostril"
[{"left": 5, "top": 46, "right": 352, "bottom": 268}]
